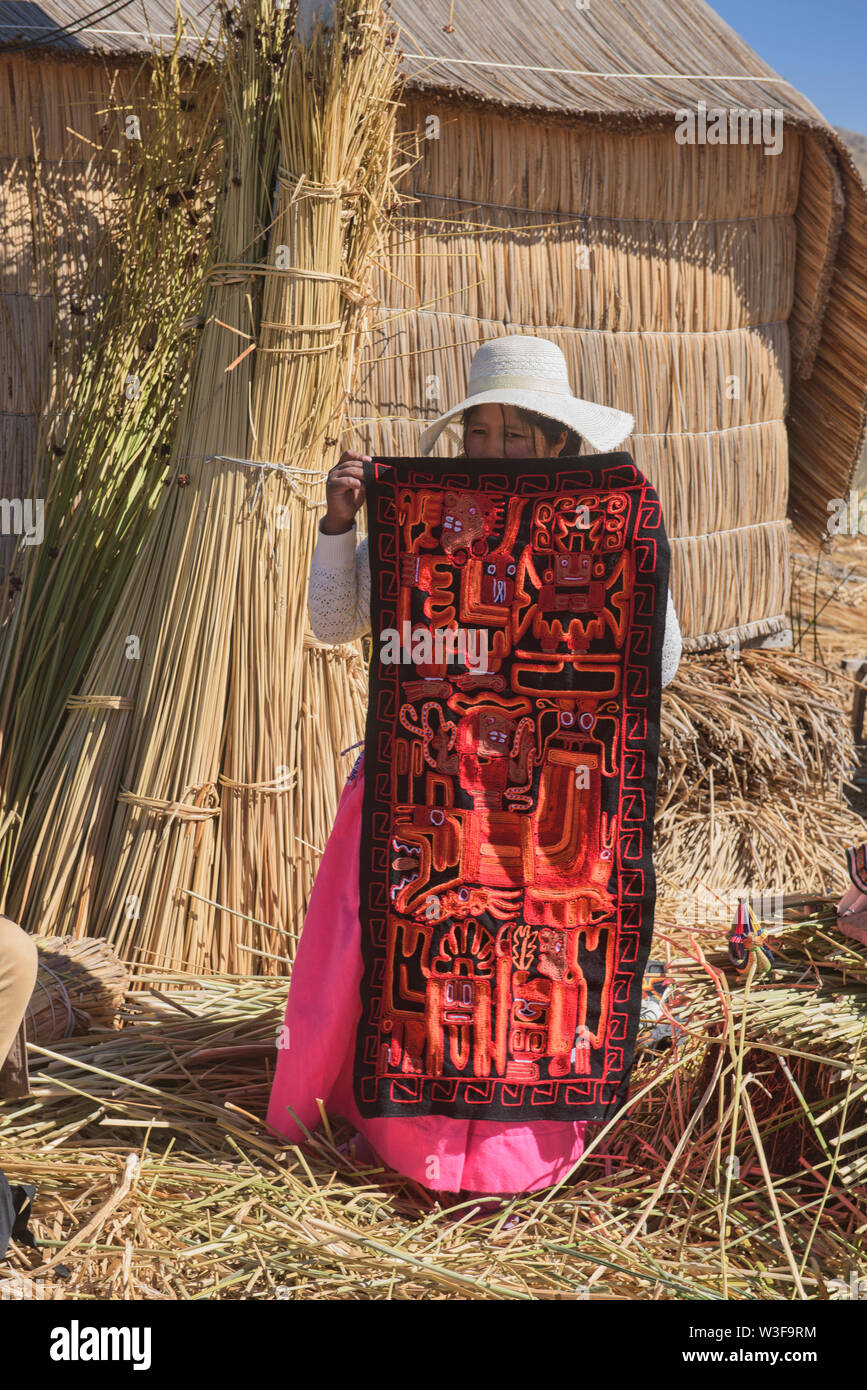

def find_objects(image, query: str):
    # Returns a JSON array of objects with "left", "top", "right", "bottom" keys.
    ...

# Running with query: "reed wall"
[
  {"left": 347, "top": 100, "right": 802, "bottom": 648},
  {"left": 2, "top": 59, "right": 864, "bottom": 650}
]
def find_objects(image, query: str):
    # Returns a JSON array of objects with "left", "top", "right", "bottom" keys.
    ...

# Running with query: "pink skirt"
[{"left": 266, "top": 749, "right": 589, "bottom": 1195}]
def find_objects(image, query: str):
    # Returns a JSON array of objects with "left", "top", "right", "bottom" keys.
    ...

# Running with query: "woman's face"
[{"left": 462, "top": 403, "right": 567, "bottom": 459}]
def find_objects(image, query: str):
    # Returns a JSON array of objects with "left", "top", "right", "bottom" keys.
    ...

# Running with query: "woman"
[{"left": 267, "top": 335, "right": 683, "bottom": 1201}]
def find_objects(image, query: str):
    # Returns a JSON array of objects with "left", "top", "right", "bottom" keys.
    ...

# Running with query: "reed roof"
[{"left": 0, "top": 0, "right": 844, "bottom": 125}]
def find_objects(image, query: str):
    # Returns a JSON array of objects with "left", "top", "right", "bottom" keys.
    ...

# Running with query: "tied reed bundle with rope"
[
  {"left": 7, "top": 0, "right": 291, "bottom": 943},
  {"left": 7, "top": 0, "right": 409, "bottom": 981},
  {"left": 97, "top": 0, "right": 408, "bottom": 975},
  {"left": 0, "top": 47, "right": 222, "bottom": 902},
  {"left": 24, "top": 937, "right": 128, "bottom": 1045},
  {"left": 215, "top": 0, "right": 410, "bottom": 973}
]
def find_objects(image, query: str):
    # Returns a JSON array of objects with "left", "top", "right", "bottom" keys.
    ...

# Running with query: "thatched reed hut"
[{"left": 2, "top": 0, "right": 866, "bottom": 657}]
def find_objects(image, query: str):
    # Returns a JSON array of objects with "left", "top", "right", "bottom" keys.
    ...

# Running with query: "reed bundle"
[
  {"left": 24, "top": 937, "right": 128, "bottom": 1045},
  {"left": 400, "top": 103, "right": 802, "bottom": 226},
  {"left": 215, "top": 0, "right": 409, "bottom": 972},
  {"left": 0, "top": 62, "right": 115, "bottom": 583},
  {"left": 0, "top": 43, "right": 221, "bottom": 898},
  {"left": 7, "top": 0, "right": 290, "bottom": 941},
  {"left": 7, "top": 0, "right": 408, "bottom": 976},
  {"left": 378, "top": 110, "right": 800, "bottom": 325},
  {"left": 0, "top": 927, "right": 864, "bottom": 1299},
  {"left": 655, "top": 648, "right": 865, "bottom": 896}
]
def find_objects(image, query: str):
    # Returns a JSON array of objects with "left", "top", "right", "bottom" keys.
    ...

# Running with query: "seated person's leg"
[{"left": 0, "top": 916, "right": 38, "bottom": 1073}]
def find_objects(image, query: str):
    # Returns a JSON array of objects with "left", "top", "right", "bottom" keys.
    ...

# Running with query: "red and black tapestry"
[{"left": 354, "top": 453, "right": 670, "bottom": 1123}]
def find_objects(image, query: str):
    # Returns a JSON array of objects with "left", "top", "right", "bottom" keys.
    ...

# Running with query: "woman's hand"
[{"left": 320, "top": 450, "right": 371, "bottom": 534}]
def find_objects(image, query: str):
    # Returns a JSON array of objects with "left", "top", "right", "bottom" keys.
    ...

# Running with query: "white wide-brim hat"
[{"left": 418, "top": 334, "right": 634, "bottom": 456}]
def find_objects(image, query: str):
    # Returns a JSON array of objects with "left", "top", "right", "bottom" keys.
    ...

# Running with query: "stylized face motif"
[
  {"left": 479, "top": 711, "right": 512, "bottom": 754},
  {"left": 509, "top": 976, "right": 550, "bottom": 1055},
  {"left": 480, "top": 554, "right": 517, "bottom": 606},
  {"left": 537, "top": 927, "right": 568, "bottom": 981},
  {"left": 538, "top": 551, "right": 604, "bottom": 613},
  {"left": 442, "top": 977, "right": 474, "bottom": 1024},
  {"left": 543, "top": 552, "right": 593, "bottom": 585},
  {"left": 441, "top": 490, "right": 485, "bottom": 553}
]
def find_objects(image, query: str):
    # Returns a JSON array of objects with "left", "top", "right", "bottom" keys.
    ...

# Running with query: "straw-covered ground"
[
  {"left": 1, "top": 0, "right": 864, "bottom": 1305},
  {"left": 2, "top": 527, "right": 866, "bottom": 1302},
  {"left": 1, "top": 895, "right": 865, "bottom": 1301}
]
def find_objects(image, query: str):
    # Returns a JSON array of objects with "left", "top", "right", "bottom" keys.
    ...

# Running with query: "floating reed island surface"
[{"left": 1, "top": 900, "right": 865, "bottom": 1301}]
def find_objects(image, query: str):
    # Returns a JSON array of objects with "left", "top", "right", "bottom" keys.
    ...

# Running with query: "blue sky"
[{"left": 711, "top": 0, "right": 866, "bottom": 132}]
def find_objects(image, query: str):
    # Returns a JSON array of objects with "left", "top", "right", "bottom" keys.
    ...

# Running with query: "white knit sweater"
[{"left": 308, "top": 518, "right": 683, "bottom": 688}]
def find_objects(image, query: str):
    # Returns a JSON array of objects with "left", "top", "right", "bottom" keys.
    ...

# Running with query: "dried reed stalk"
[
  {"left": 789, "top": 527, "right": 867, "bottom": 668},
  {"left": 7, "top": 0, "right": 290, "bottom": 944},
  {"left": 215, "top": 0, "right": 408, "bottom": 971},
  {"left": 1, "top": 926, "right": 864, "bottom": 1298},
  {"left": 0, "top": 43, "right": 221, "bottom": 900},
  {"left": 655, "top": 647, "right": 865, "bottom": 897}
]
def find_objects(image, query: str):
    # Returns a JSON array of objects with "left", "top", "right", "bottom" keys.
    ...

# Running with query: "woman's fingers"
[
  {"left": 836, "top": 885, "right": 867, "bottom": 948},
  {"left": 329, "top": 462, "right": 365, "bottom": 482},
  {"left": 323, "top": 454, "right": 369, "bottom": 525},
  {"left": 327, "top": 475, "right": 365, "bottom": 502},
  {"left": 328, "top": 459, "right": 366, "bottom": 490}
]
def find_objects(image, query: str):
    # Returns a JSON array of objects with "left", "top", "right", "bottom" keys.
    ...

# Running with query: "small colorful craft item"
[
  {"left": 636, "top": 959, "right": 683, "bottom": 1051},
  {"left": 727, "top": 898, "right": 775, "bottom": 979}
]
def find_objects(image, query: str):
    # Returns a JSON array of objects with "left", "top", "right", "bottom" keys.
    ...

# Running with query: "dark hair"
[{"left": 460, "top": 403, "right": 582, "bottom": 455}]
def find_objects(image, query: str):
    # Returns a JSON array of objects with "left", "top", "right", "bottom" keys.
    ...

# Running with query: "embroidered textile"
[{"left": 354, "top": 454, "right": 670, "bottom": 1122}]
